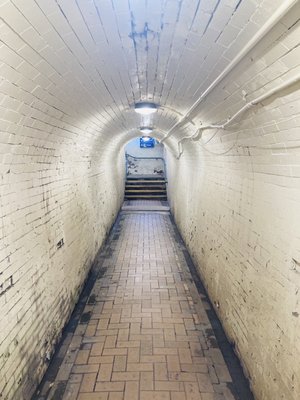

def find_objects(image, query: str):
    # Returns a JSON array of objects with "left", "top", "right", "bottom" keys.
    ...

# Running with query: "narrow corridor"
[
  {"left": 1, "top": 1, "right": 299, "bottom": 399},
  {"left": 34, "top": 203, "right": 253, "bottom": 400}
]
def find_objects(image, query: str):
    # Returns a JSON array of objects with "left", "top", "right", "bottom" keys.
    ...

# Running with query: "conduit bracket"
[{"left": 174, "top": 72, "right": 300, "bottom": 159}]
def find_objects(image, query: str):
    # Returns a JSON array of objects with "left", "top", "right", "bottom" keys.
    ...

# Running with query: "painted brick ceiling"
[{"left": 0, "top": 0, "right": 284, "bottom": 140}]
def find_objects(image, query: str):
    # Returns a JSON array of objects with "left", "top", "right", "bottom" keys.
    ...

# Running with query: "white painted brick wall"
[
  {"left": 0, "top": 140, "right": 124, "bottom": 400},
  {"left": 0, "top": 2, "right": 127, "bottom": 399},
  {"left": 166, "top": 5, "right": 300, "bottom": 400}
]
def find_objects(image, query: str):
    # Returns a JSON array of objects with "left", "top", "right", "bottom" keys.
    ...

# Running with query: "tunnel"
[{"left": 0, "top": 0, "right": 300, "bottom": 399}]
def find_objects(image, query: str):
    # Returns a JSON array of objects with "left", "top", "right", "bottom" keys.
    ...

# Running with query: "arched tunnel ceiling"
[{"left": 0, "top": 0, "right": 285, "bottom": 149}]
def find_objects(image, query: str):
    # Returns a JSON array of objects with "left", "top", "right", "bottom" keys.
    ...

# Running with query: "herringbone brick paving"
[{"left": 35, "top": 209, "right": 250, "bottom": 400}]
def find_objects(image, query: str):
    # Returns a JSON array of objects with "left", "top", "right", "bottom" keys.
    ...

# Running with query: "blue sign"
[{"left": 140, "top": 137, "right": 155, "bottom": 148}]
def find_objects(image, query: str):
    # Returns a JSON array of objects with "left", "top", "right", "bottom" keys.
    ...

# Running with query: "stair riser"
[
  {"left": 125, "top": 194, "right": 167, "bottom": 198},
  {"left": 125, "top": 196, "right": 167, "bottom": 200},
  {"left": 126, "top": 188, "right": 166, "bottom": 192},
  {"left": 125, "top": 188, "right": 166, "bottom": 191},
  {"left": 126, "top": 181, "right": 166, "bottom": 186},
  {"left": 125, "top": 189, "right": 167, "bottom": 195},
  {"left": 126, "top": 184, "right": 166, "bottom": 187}
]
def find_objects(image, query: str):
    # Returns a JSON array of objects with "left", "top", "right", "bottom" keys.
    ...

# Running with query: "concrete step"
[
  {"left": 126, "top": 180, "right": 166, "bottom": 184},
  {"left": 125, "top": 183, "right": 166, "bottom": 187},
  {"left": 125, "top": 195, "right": 167, "bottom": 200},
  {"left": 126, "top": 187, "right": 166, "bottom": 191},
  {"left": 126, "top": 174, "right": 165, "bottom": 180},
  {"left": 125, "top": 189, "right": 167, "bottom": 193}
]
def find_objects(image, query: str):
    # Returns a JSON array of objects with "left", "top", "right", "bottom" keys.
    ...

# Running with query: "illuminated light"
[
  {"left": 141, "top": 136, "right": 151, "bottom": 141},
  {"left": 134, "top": 102, "right": 158, "bottom": 115},
  {"left": 139, "top": 126, "right": 153, "bottom": 134}
]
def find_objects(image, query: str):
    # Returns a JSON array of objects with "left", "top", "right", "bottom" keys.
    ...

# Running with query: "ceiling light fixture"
[
  {"left": 141, "top": 136, "right": 151, "bottom": 141},
  {"left": 134, "top": 102, "right": 158, "bottom": 115},
  {"left": 139, "top": 126, "right": 153, "bottom": 134}
]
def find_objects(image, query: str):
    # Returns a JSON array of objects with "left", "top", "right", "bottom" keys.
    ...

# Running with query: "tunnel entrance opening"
[
  {"left": 124, "top": 138, "right": 168, "bottom": 204},
  {"left": 125, "top": 137, "right": 166, "bottom": 177}
]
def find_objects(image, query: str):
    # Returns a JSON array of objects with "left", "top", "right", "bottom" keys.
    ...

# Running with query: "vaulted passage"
[{"left": 0, "top": 1, "right": 300, "bottom": 400}]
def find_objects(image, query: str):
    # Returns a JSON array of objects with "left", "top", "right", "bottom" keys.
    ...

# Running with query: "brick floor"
[{"left": 34, "top": 207, "right": 253, "bottom": 400}]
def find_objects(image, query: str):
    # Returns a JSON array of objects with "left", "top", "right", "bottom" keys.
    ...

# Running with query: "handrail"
[
  {"left": 126, "top": 153, "right": 165, "bottom": 161},
  {"left": 125, "top": 152, "right": 167, "bottom": 177}
]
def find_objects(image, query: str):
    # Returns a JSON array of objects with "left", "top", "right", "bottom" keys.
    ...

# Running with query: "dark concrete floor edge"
[
  {"left": 32, "top": 207, "right": 255, "bottom": 400},
  {"left": 168, "top": 213, "right": 255, "bottom": 400},
  {"left": 32, "top": 211, "right": 122, "bottom": 400}
]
